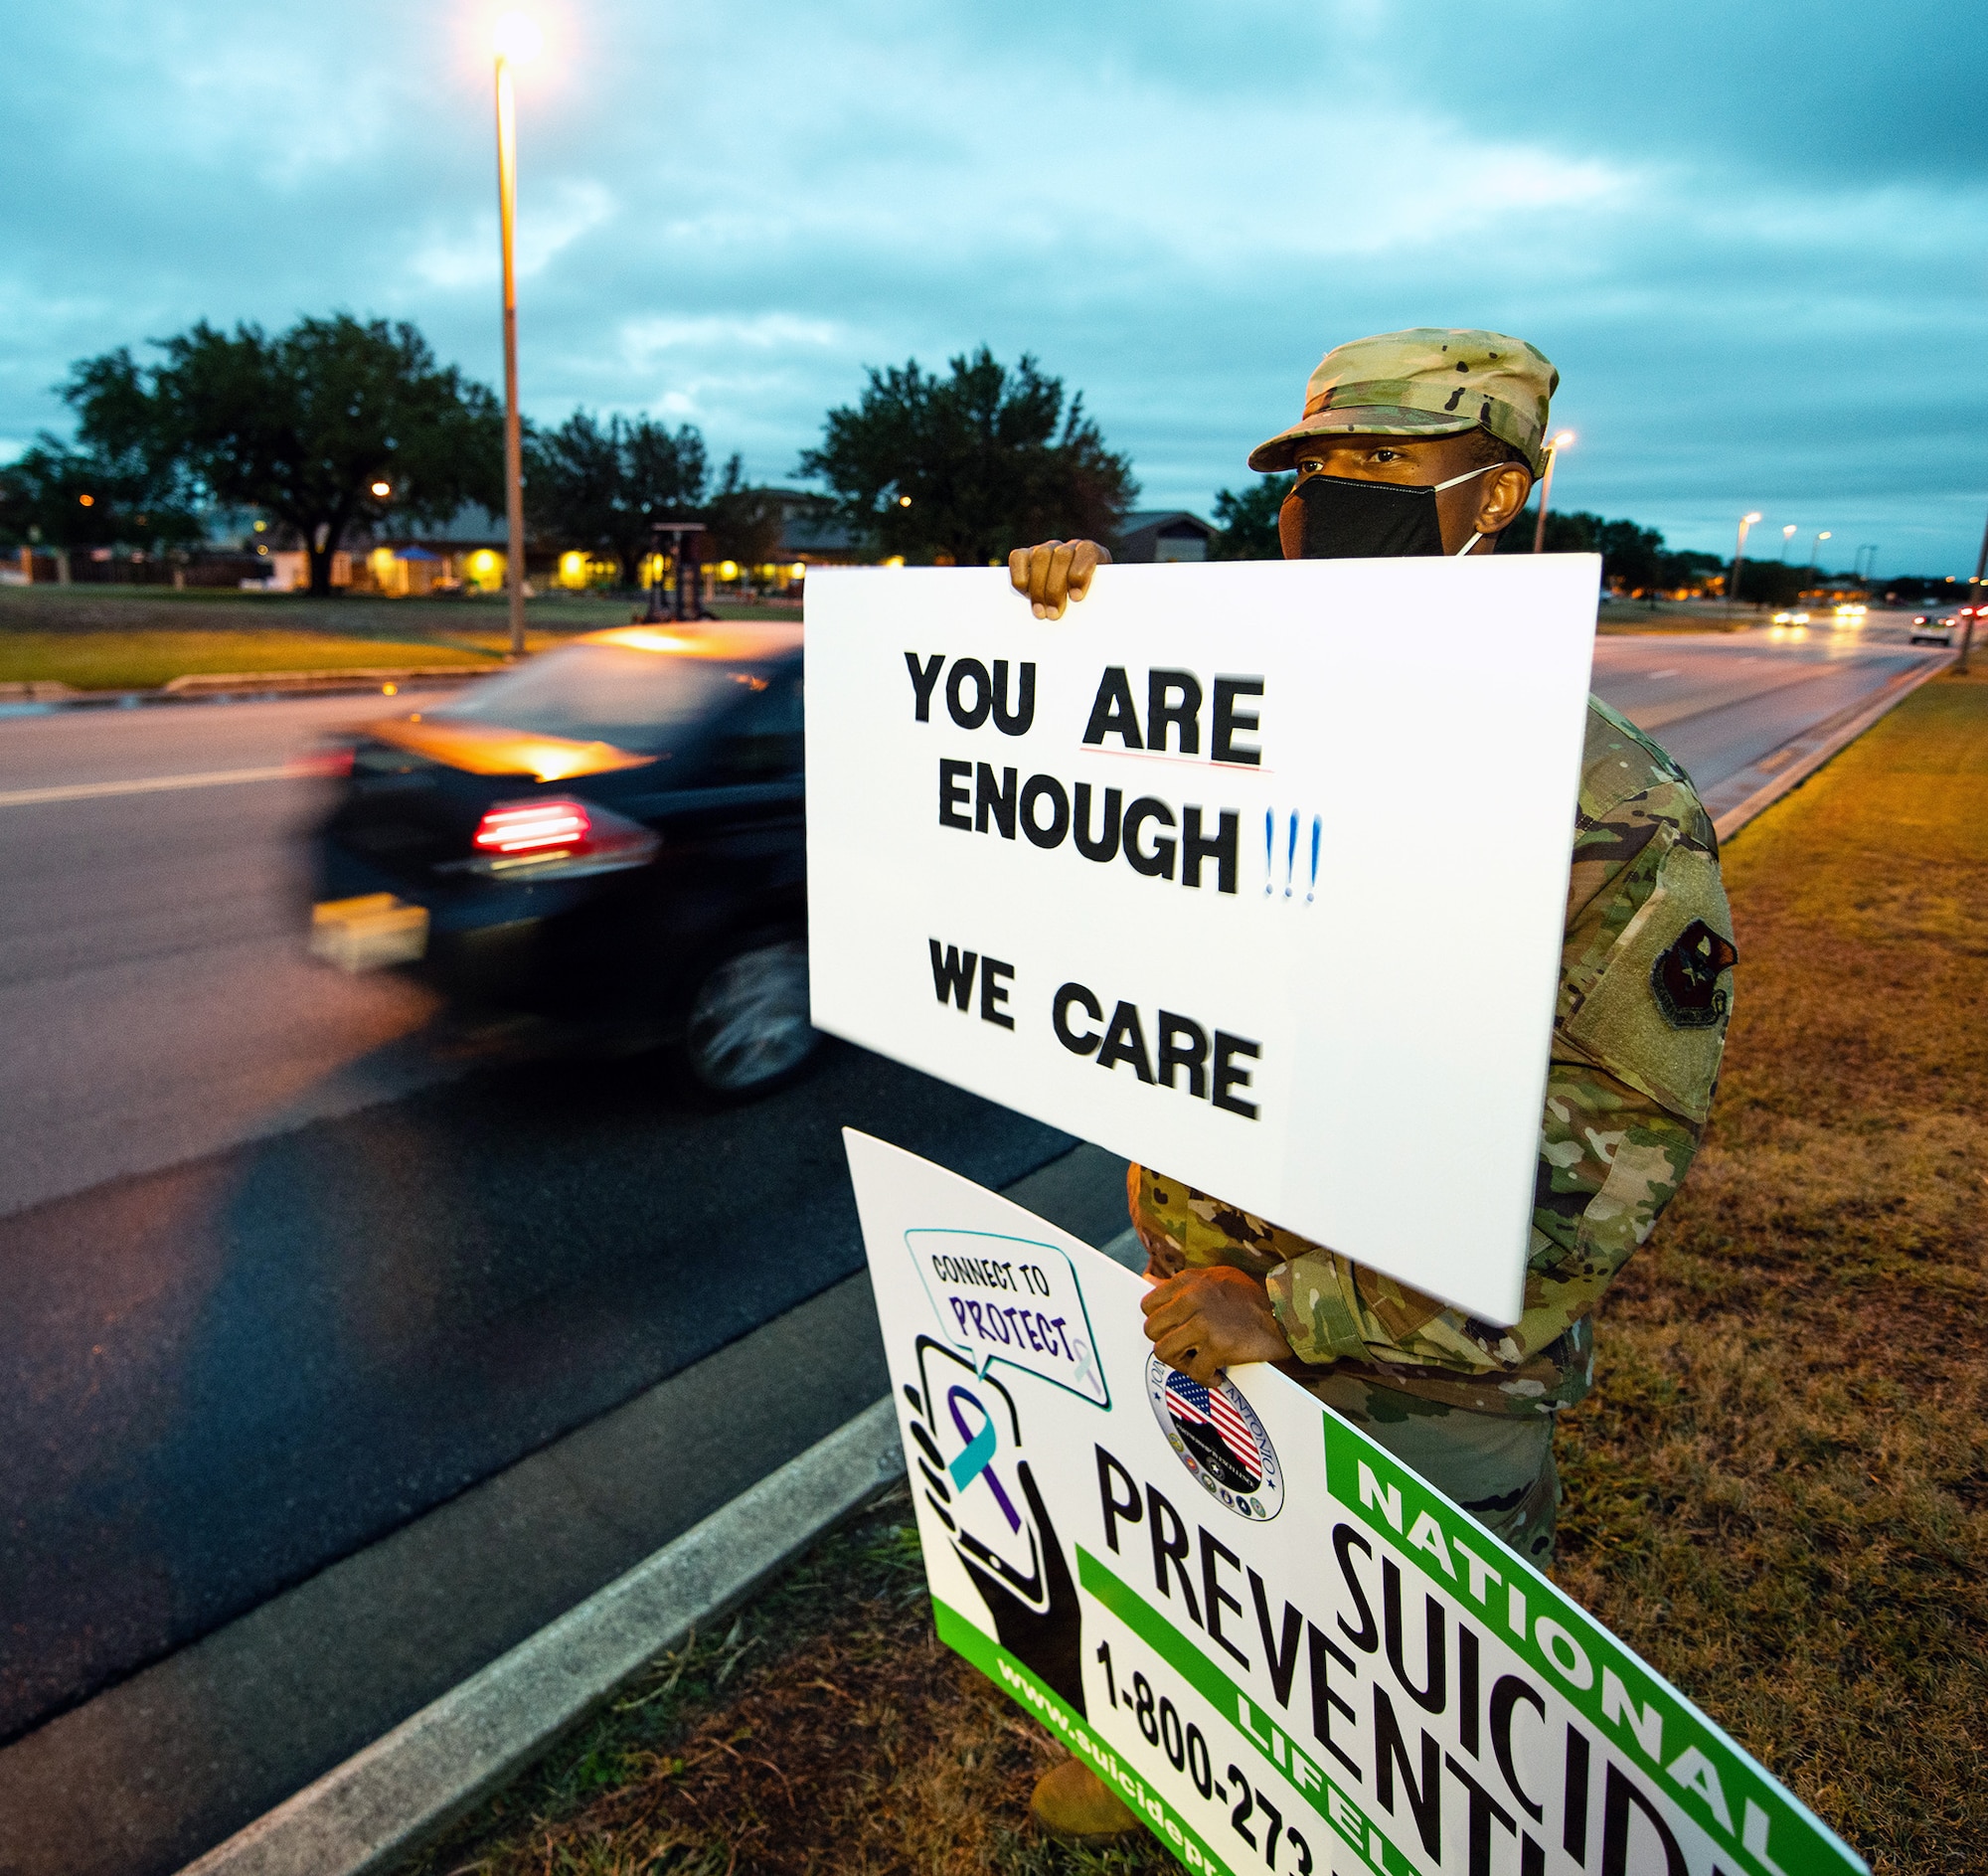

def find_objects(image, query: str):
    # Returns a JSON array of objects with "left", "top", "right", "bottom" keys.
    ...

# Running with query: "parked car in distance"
[
  {"left": 1908, "top": 608, "right": 1964, "bottom": 646},
  {"left": 308, "top": 622, "right": 813, "bottom": 1097}
]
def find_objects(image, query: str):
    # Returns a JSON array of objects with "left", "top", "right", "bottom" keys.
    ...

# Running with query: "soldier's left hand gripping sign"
[
  {"left": 808, "top": 557, "right": 1602, "bottom": 1324},
  {"left": 849, "top": 1130, "right": 1869, "bottom": 1876}
]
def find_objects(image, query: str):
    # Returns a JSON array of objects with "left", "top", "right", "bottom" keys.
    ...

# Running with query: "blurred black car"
[{"left": 308, "top": 622, "right": 813, "bottom": 1096}]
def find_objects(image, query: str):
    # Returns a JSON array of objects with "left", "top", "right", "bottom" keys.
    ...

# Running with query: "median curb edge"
[{"left": 175, "top": 1398, "right": 903, "bottom": 1876}]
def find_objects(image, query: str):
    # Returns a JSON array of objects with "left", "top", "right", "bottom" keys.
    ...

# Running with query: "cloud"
[{"left": 0, "top": 0, "right": 1982, "bottom": 567}]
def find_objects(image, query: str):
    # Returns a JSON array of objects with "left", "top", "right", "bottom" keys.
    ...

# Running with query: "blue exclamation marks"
[
  {"left": 1307, "top": 815, "right": 1321, "bottom": 903},
  {"left": 1284, "top": 811, "right": 1298, "bottom": 897}
]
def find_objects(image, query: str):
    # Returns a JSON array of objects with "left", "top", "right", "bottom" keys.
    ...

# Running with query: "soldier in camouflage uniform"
[{"left": 1011, "top": 330, "right": 1738, "bottom": 1838}]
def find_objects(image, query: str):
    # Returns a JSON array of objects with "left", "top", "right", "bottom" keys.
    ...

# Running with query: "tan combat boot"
[{"left": 1030, "top": 1758, "right": 1142, "bottom": 1838}]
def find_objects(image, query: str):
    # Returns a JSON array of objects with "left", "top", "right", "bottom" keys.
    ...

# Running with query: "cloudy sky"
[{"left": 5, "top": 0, "right": 1985, "bottom": 572}]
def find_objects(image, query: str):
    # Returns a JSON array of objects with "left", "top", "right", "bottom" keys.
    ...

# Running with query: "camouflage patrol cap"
[{"left": 1248, "top": 327, "right": 1560, "bottom": 476}]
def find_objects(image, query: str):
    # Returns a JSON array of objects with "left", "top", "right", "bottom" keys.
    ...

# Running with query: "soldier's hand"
[
  {"left": 1008, "top": 539, "right": 1110, "bottom": 619},
  {"left": 1140, "top": 1267, "right": 1292, "bottom": 1386}
]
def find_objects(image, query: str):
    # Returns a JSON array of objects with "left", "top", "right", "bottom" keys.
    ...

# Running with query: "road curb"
[
  {"left": 161, "top": 667, "right": 503, "bottom": 697},
  {"left": 177, "top": 1399, "right": 903, "bottom": 1876},
  {"left": 1711, "top": 650, "right": 1954, "bottom": 842},
  {"left": 0, "top": 668, "right": 501, "bottom": 714}
]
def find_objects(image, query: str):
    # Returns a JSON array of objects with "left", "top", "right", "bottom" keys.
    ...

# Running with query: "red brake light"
[{"left": 473, "top": 799, "right": 591, "bottom": 855}]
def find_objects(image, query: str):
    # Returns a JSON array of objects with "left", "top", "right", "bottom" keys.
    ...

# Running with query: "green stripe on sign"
[
  {"left": 931, "top": 1598, "right": 1237, "bottom": 1876},
  {"left": 1076, "top": 1547, "right": 1421, "bottom": 1876},
  {"left": 1319, "top": 1416, "right": 1867, "bottom": 1876}
]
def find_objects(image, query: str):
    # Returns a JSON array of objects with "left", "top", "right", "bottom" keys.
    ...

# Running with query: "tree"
[
  {"left": 63, "top": 315, "right": 505, "bottom": 596},
  {"left": 524, "top": 412, "right": 709, "bottom": 586},
  {"left": 1498, "top": 507, "right": 1675, "bottom": 593},
  {"left": 0, "top": 443, "right": 119, "bottom": 581},
  {"left": 703, "top": 455, "right": 784, "bottom": 571},
  {"left": 0, "top": 350, "right": 205, "bottom": 576},
  {"left": 1208, "top": 474, "right": 1293, "bottom": 560},
  {"left": 797, "top": 347, "right": 1137, "bottom": 566}
]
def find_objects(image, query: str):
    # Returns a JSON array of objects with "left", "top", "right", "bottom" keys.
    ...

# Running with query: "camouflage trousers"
[{"left": 1307, "top": 1373, "right": 1560, "bottom": 1567}]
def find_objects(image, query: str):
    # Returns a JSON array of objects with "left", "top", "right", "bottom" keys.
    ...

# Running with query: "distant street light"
[
  {"left": 1855, "top": 543, "right": 1879, "bottom": 581},
  {"left": 1779, "top": 523, "right": 1798, "bottom": 562},
  {"left": 371, "top": 480, "right": 392, "bottom": 499},
  {"left": 1728, "top": 511, "right": 1762, "bottom": 610},
  {"left": 493, "top": 13, "right": 540, "bottom": 659},
  {"left": 1806, "top": 529, "right": 1832, "bottom": 583},
  {"left": 898, "top": 494, "right": 912, "bottom": 507},
  {"left": 1531, "top": 429, "right": 1575, "bottom": 554}
]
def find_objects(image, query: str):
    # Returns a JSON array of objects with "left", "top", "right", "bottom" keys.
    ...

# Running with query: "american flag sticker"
[{"left": 1146, "top": 1354, "right": 1284, "bottom": 1521}]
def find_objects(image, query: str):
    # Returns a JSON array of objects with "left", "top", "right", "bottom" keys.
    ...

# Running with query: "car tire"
[{"left": 679, "top": 936, "right": 819, "bottom": 1099}]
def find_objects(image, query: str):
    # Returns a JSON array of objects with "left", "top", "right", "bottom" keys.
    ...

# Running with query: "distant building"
[
  {"left": 1112, "top": 510, "right": 1215, "bottom": 564},
  {"left": 766, "top": 489, "right": 863, "bottom": 569}
]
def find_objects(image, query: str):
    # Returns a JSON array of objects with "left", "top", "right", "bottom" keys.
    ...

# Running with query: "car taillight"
[
  {"left": 473, "top": 798, "right": 591, "bottom": 855},
  {"left": 463, "top": 796, "right": 659, "bottom": 879}
]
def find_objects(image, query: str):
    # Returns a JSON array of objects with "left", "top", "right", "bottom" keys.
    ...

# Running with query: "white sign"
[
  {"left": 848, "top": 1129, "right": 1867, "bottom": 1876},
  {"left": 808, "top": 557, "right": 1598, "bottom": 1323}
]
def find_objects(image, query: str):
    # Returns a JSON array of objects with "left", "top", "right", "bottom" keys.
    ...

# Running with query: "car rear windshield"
[{"left": 433, "top": 644, "right": 781, "bottom": 753}]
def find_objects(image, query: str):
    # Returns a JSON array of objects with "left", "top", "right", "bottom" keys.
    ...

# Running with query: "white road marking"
[
  {"left": 1648, "top": 668, "right": 1680, "bottom": 679},
  {"left": 0, "top": 765, "right": 298, "bottom": 809}
]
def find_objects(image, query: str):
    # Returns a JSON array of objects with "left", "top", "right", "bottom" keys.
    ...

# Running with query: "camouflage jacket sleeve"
[{"left": 1132, "top": 699, "right": 1739, "bottom": 1416}]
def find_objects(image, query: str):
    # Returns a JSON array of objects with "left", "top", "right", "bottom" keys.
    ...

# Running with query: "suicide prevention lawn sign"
[
  {"left": 807, "top": 557, "right": 1598, "bottom": 1324},
  {"left": 847, "top": 1129, "right": 1866, "bottom": 1876}
]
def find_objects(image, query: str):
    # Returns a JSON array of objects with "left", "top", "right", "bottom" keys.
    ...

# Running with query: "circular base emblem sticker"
[{"left": 1146, "top": 1355, "right": 1283, "bottom": 1520}]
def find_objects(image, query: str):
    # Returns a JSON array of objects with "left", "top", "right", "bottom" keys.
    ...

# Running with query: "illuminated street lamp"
[
  {"left": 1778, "top": 523, "right": 1797, "bottom": 562},
  {"left": 493, "top": 12, "right": 541, "bottom": 658},
  {"left": 1530, "top": 429, "right": 1575, "bottom": 554},
  {"left": 371, "top": 480, "right": 392, "bottom": 499},
  {"left": 1806, "top": 529, "right": 1832, "bottom": 583},
  {"left": 1728, "top": 511, "right": 1762, "bottom": 610}
]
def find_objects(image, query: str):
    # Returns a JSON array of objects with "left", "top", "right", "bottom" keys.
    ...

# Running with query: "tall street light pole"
[
  {"left": 493, "top": 15, "right": 541, "bottom": 660},
  {"left": 1530, "top": 429, "right": 1575, "bottom": 554},
  {"left": 1806, "top": 529, "right": 1832, "bottom": 585},
  {"left": 1728, "top": 511, "right": 1762, "bottom": 614},
  {"left": 1779, "top": 523, "right": 1797, "bottom": 562},
  {"left": 1962, "top": 502, "right": 1988, "bottom": 675}
]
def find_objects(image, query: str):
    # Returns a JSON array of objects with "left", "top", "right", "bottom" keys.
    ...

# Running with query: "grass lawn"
[
  {"left": 1553, "top": 663, "right": 1988, "bottom": 1873},
  {"left": 1597, "top": 598, "right": 1753, "bottom": 633},
  {"left": 0, "top": 586, "right": 800, "bottom": 689},
  {"left": 0, "top": 631, "right": 510, "bottom": 691},
  {"left": 403, "top": 671, "right": 1986, "bottom": 1876}
]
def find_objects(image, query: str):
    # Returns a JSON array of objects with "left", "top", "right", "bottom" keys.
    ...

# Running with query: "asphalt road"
[
  {"left": 1592, "top": 611, "right": 1942, "bottom": 807},
  {"left": 0, "top": 616, "right": 1948, "bottom": 1755}
]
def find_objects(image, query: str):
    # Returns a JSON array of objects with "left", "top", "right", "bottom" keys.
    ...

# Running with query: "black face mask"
[{"left": 1284, "top": 464, "right": 1493, "bottom": 560}]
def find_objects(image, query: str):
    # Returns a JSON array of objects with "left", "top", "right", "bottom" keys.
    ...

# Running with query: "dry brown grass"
[
  {"left": 408, "top": 671, "right": 1987, "bottom": 1876},
  {"left": 406, "top": 1511, "right": 1174, "bottom": 1876},
  {"left": 1556, "top": 667, "right": 1988, "bottom": 1874}
]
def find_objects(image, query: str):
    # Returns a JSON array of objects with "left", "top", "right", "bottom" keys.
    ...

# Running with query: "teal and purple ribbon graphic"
[{"left": 947, "top": 1386, "right": 1021, "bottom": 1531}]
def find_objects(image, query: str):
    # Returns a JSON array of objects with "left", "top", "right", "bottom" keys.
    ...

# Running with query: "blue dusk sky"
[{"left": 4, "top": 0, "right": 1984, "bottom": 574}]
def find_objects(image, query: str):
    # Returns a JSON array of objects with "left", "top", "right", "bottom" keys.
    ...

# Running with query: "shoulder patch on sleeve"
[
  {"left": 1560, "top": 842, "right": 1737, "bottom": 1124},
  {"left": 1650, "top": 920, "right": 1740, "bottom": 1028}
]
